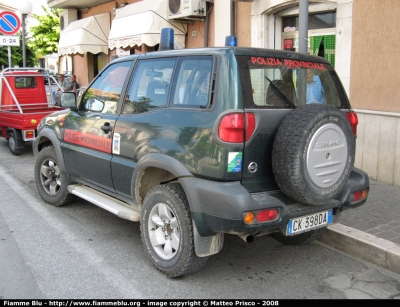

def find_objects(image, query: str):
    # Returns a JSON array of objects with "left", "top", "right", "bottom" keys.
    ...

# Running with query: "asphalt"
[{"left": 319, "top": 179, "right": 400, "bottom": 275}]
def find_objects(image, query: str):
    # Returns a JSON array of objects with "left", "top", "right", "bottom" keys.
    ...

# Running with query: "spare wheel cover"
[
  {"left": 272, "top": 104, "right": 355, "bottom": 205},
  {"left": 306, "top": 123, "right": 348, "bottom": 188}
]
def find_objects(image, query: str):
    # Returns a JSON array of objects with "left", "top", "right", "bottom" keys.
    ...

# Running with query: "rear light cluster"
[
  {"left": 24, "top": 130, "right": 35, "bottom": 140},
  {"left": 218, "top": 113, "right": 255, "bottom": 143},
  {"left": 219, "top": 111, "right": 357, "bottom": 142},
  {"left": 349, "top": 189, "right": 368, "bottom": 204},
  {"left": 346, "top": 111, "right": 358, "bottom": 136},
  {"left": 243, "top": 208, "right": 280, "bottom": 225}
]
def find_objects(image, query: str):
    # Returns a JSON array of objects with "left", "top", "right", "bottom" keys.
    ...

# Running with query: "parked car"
[
  {"left": 42, "top": 69, "right": 58, "bottom": 85},
  {"left": 33, "top": 29, "right": 370, "bottom": 277},
  {"left": 63, "top": 71, "right": 72, "bottom": 81}
]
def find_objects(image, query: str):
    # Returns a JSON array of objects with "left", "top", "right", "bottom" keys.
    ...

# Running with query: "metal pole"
[
  {"left": 297, "top": 0, "right": 309, "bottom": 105},
  {"left": 22, "top": 14, "right": 27, "bottom": 67},
  {"left": 298, "top": 0, "right": 309, "bottom": 54},
  {"left": 230, "top": 0, "right": 234, "bottom": 36},
  {"left": 8, "top": 46, "right": 11, "bottom": 67}
]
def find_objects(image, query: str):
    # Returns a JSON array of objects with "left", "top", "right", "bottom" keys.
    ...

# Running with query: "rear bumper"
[
  {"left": 179, "top": 167, "right": 369, "bottom": 237},
  {"left": 335, "top": 167, "right": 370, "bottom": 212}
]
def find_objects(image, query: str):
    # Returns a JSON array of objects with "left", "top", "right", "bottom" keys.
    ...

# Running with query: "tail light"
[
  {"left": 243, "top": 208, "right": 280, "bottom": 225},
  {"left": 218, "top": 113, "right": 255, "bottom": 143},
  {"left": 346, "top": 111, "right": 358, "bottom": 136},
  {"left": 349, "top": 189, "right": 368, "bottom": 204},
  {"left": 24, "top": 130, "right": 35, "bottom": 139}
]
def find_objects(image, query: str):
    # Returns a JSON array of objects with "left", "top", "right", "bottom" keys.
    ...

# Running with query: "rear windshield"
[
  {"left": 237, "top": 56, "right": 350, "bottom": 109},
  {"left": 15, "top": 77, "right": 37, "bottom": 88}
]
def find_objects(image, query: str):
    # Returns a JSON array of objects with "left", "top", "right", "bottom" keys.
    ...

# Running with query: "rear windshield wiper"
[{"left": 265, "top": 76, "right": 295, "bottom": 109}]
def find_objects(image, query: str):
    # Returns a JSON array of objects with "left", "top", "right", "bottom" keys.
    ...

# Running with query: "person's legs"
[
  {"left": 51, "top": 90, "right": 57, "bottom": 104},
  {"left": 56, "top": 92, "right": 62, "bottom": 105}
]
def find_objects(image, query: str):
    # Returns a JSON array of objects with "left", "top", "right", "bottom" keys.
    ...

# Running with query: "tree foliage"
[
  {"left": 0, "top": 32, "right": 36, "bottom": 68},
  {"left": 28, "top": 6, "right": 61, "bottom": 56}
]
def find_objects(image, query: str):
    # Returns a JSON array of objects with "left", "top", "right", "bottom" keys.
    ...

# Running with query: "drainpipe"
[
  {"left": 230, "top": 0, "right": 235, "bottom": 36},
  {"left": 204, "top": 1, "right": 214, "bottom": 47}
]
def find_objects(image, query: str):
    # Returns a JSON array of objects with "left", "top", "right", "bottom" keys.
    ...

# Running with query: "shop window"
[{"left": 282, "top": 12, "right": 336, "bottom": 31}]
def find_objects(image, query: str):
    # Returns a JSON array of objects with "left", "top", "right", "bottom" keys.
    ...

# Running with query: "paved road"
[{"left": 0, "top": 138, "right": 400, "bottom": 299}]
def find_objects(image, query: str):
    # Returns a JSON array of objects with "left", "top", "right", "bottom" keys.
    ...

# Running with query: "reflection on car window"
[
  {"left": 172, "top": 56, "right": 213, "bottom": 107},
  {"left": 81, "top": 61, "right": 132, "bottom": 113},
  {"left": 123, "top": 58, "right": 176, "bottom": 114},
  {"left": 246, "top": 57, "right": 341, "bottom": 108},
  {"left": 15, "top": 77, "right": 37, "bottom": 88}
]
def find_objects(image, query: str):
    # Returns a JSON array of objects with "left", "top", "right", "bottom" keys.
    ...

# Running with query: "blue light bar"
[
  {"left": 225, "top": 36, "right": 237, "bottom": 47},
  {"left": 159, "top": 28, "right": 174, "bottom": 51}
]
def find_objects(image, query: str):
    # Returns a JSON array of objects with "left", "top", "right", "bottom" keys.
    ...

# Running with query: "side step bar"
[{"left": 68, "top": 185, "right": 140, "bottom": 222}]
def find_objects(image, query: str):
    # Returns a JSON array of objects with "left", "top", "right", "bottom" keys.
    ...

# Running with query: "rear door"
[
  {"left": 61, "top": 61, "right": 133, "bottom": 192},
  {"left": 236, "top": 54, "right": 348, "bottom": 193}
]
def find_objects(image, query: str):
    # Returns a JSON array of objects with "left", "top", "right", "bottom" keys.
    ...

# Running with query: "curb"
[{"left": 318, "top": 224, "right": 400, "bottom": 275}]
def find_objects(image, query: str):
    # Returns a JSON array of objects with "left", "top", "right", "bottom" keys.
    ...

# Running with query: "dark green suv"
[{"left": 33, "top": 33, "right": 369, "bottom": 277}]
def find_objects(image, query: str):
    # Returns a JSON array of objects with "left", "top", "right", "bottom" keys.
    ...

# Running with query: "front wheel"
[
  {"left": 8, "top": 131, "right": 23, "bottom": 156},
  {"left": 140, "top": 183, "right": 208, "bottom": 277},
  {"left": 34, "top": 146, "right": 75, "bottom": 207}
]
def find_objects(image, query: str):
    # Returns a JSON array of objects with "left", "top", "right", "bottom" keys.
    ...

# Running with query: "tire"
[
  {"left": 8, "top": 131, "right": 23, "bottom": 156},
  {"left": 272, "top": 104, "right": 355, "bottom": 205},
  {"left": 271, "top": 227, "right": 326, "bottom": 245},
  {"left": 140, "top": 183, "right": 208, "bottom": 277},
  {"left": 34, "top": 146, "right": 75, "bottom": 207}
]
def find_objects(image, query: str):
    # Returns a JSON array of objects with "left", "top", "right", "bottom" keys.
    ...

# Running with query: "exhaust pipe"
[{"left": 238, "top": 234, "right": 254, "bottom": 243}]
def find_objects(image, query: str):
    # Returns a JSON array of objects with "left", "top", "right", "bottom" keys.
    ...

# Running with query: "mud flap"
[{"left": 193, "top": 221, "right": 224, "bottom": 257}]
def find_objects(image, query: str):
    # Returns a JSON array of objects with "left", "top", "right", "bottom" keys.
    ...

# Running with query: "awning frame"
[
  {"left": 58, "top": 12, "right": 110, "bottom": 56},
  {"left": 108, "top": 0, "right": 187, "bottom": 50}
]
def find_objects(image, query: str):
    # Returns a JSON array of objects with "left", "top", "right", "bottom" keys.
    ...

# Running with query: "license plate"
[{"left": 286, "top": 210, "right": 333, "bottom": 235}]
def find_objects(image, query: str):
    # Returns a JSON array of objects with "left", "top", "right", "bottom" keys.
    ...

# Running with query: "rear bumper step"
[{"left": 67, "top": 185, "right": 140, "bottom": 221}]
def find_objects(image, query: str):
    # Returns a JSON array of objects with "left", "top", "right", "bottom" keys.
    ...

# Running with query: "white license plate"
[{"left": 286, "top": 210, "right": 333, "bottom": 235}]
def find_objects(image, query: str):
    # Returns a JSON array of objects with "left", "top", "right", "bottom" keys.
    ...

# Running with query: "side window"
[
  {"left": 123, "top": 58, "right": 176, "bottom": 114},
  {"left": 81, "top": 61, "right": 132, "bottom": 113},
  {"left": 171, "top": 56, "right": 213, "bottom": 107}
]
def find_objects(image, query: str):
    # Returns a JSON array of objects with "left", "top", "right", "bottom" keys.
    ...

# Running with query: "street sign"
[
  {"left": 0, "top": 35, "right": 20, "bottom": 46},
  {"left": 0, "top": 11, "right": 21, "bottom": 35}
]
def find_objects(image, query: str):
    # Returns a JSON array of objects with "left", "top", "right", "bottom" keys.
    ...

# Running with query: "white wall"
[
  {"left": 334, "top": 0, "right": 353, "bottom": 97},
  {"left": 214, "top": 0, "right": 232, "bottom": 46}
]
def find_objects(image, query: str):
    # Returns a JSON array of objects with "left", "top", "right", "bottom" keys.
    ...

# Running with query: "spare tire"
[{"left": 272, "top": 104, "right": 355, "bottom": 205}]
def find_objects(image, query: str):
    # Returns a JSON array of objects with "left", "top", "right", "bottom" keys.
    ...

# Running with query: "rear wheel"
[
  {"left": 8, "top": 131, "right": 23, "bottom": 156},
  {"left": 271, "top": 227, "right": 327, "bottom": 245},
  {"left": 34, "top": 146, "right": 75, "bottom": 207},
  {"left": 140, "top": 183, "right": 208, "bottom": 277}
]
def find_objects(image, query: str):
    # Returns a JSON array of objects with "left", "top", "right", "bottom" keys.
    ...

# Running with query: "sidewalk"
[{"left": 319, "top": 179, "right": 400, "bottom": 274}]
